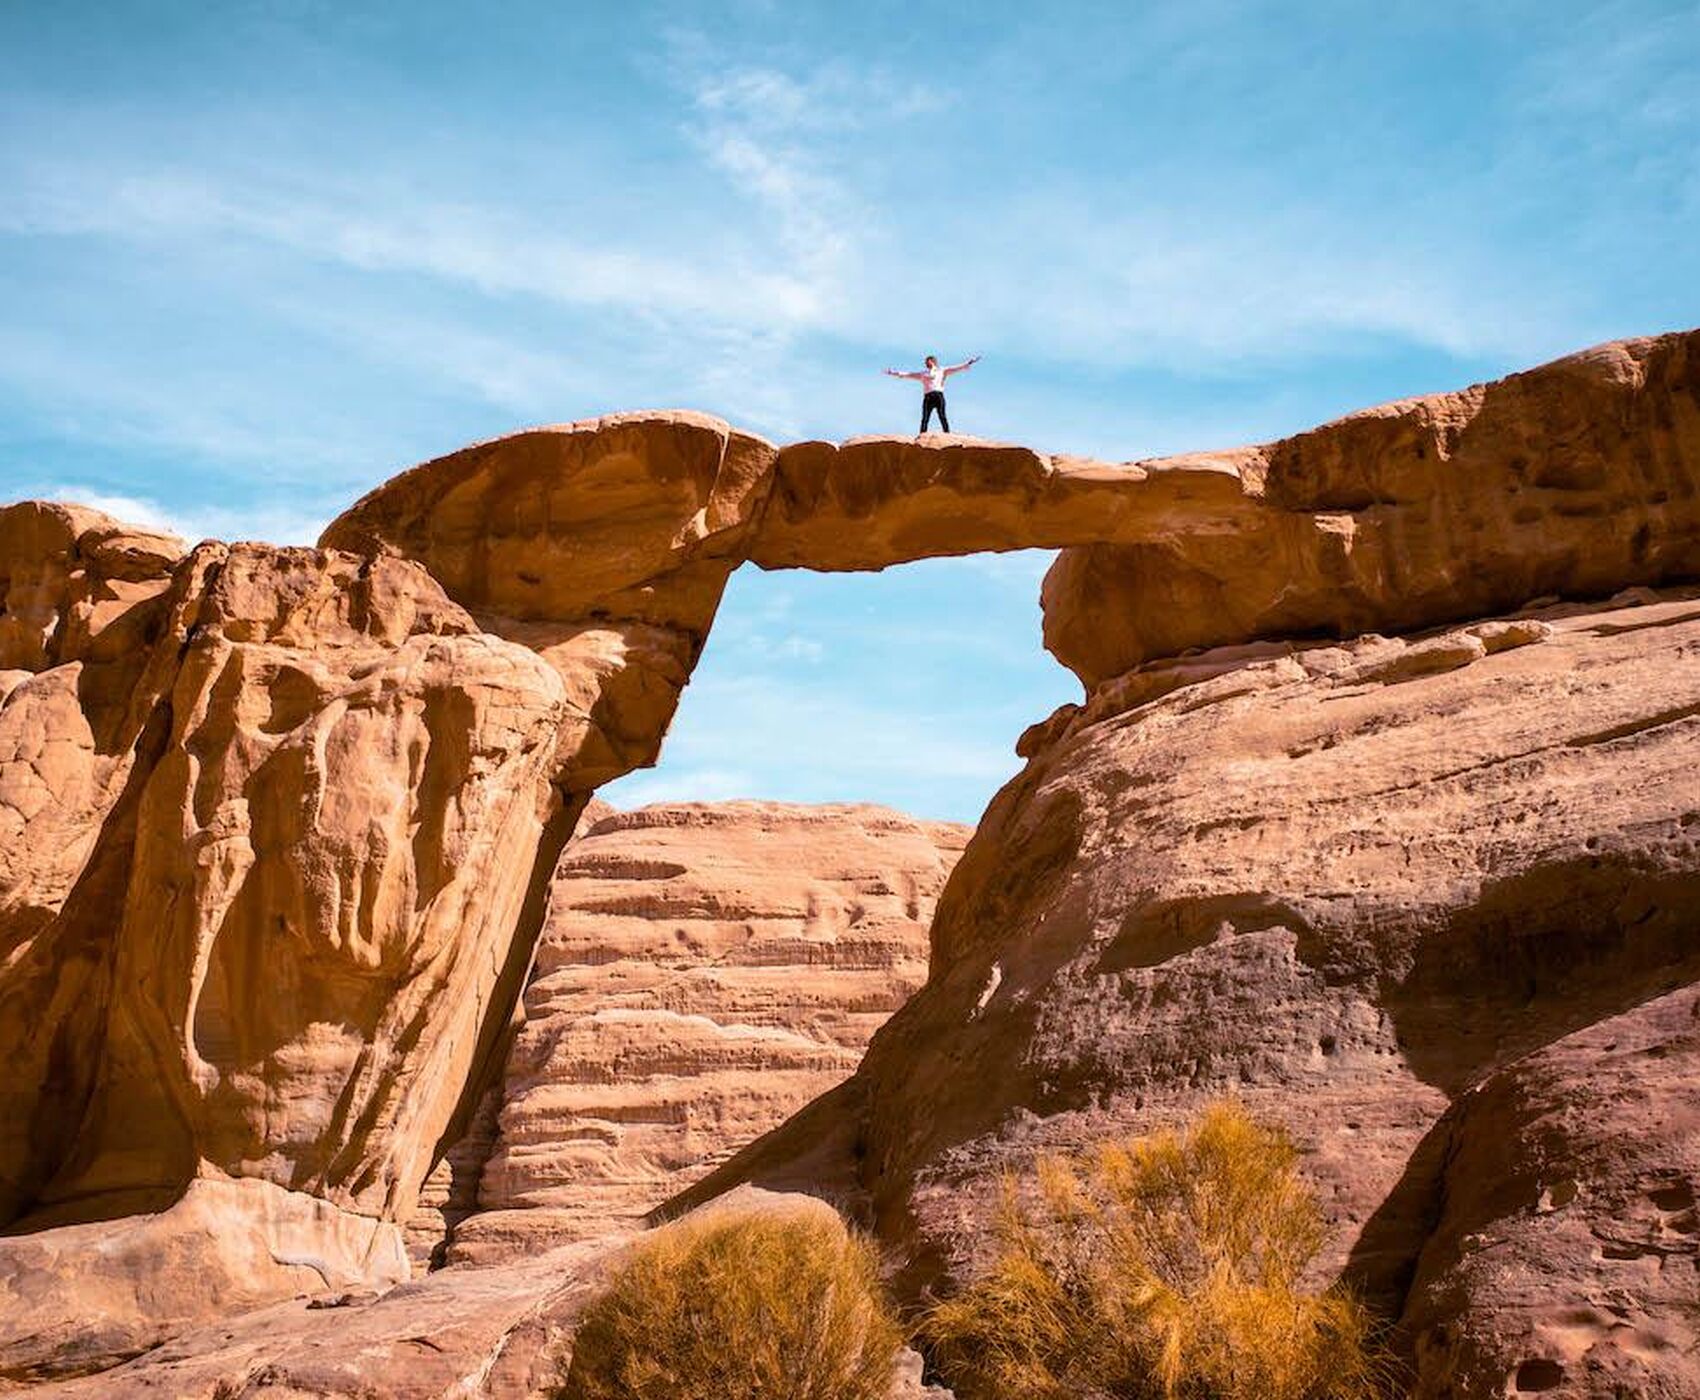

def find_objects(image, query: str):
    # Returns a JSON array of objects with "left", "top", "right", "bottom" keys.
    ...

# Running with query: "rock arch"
[{"left": 0, "top": 327, "right": 1696, "bottom": 1374}]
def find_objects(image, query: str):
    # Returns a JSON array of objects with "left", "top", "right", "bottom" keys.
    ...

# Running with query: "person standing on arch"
[{"left": 884, "top": 354, "right": 981, "bottom": 435}]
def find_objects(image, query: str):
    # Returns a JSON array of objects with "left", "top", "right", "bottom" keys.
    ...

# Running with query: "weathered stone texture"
[
  {"left": 451, "top": 800, "right": 967, "bottom": 1261},
  {"left": 1043, "top": 332, "right": 1700, "bottom": 684},
  {"left": 694, "top": 587, "right": 1700, "bottom": 1399}
]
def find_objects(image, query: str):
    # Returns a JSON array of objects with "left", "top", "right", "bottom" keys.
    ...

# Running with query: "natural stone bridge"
[
  {"left": 0, "top": 328, "right": 1696, "bottom": 1375},
  {"left": 322, "top": 328, "right": 1700, "bottom": 790}
]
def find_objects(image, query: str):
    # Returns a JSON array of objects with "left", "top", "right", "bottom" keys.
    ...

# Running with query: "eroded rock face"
[
  {"left": 0, "top": 503, "right": 186, "bottom": 944},
  {"left": 0, "top": 507, "right": 196, "bottom": 1228},
  {"left": 450, "top": 801, "right": 968, "bottom": 1262},
  {"left": 25, "top": 546, "right": 569, "bottom": 1227},
  {"left": 0, "top": 537, "right": 573, "bottom": 1376},
  {"left": 690, "top": 587, "right": 1700, "bottom": 1396},
  {"left": 1043, "top": 331, "right": 1700, "bottom": 684},
  {"left": 0, "top": 501, "right": 185, "bottom": 675},
  {"left": 320, "top": 411, "right": 780, "bottom": 789},
  {"left": 27, "top": 1187, "right": 936, "bottom": 1400},
  {"left": 1403, "top": 987, "right": 1700, "bottom": 1398}
]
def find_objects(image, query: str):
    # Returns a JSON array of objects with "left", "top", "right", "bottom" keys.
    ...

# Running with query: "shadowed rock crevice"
[
  {"left": 417, "top": 790, "right": 586, "bottom": 1256},
  {"left": 0, "top": 538, "right": 219, "bottom": 1232},
  {"left": 1384, "top": 852, "right": 1700, "bottom": 1095},
  {"left": 1339, "top": 1110, "right": 1461, "bottom": 1325},
  {"left": 1098, "top": 893, "right": 1317, "bottom": 974},
  {"left": 3, "top": 692, "right": 189, "bottom": 1230},
  {"left": 1346, "top": 842, "right": 1700, "bottom": 1332}
]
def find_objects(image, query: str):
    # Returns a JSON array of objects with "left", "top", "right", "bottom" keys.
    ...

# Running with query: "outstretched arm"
[
  {"left": 884, "top": 367, "right": 925, "bottom": 380},
  {"left": 942, "top": 355, "right": 982, "bottom": 378}
]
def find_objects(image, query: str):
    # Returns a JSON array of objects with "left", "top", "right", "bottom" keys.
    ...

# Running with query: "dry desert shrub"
[
  {"left": 922, "top": 1100, "right": 1389, "bottom": 1400},
  {"left": 556, "top": 1206, "right": 903, "bottom": 1400}
]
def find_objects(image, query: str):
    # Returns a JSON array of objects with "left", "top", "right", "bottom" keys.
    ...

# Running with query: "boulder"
[
  {"left": 26, "top": 1187, "right": 923, "bottom": 1400},
  {"left": 0, "top": 1176, "right": 408, "bottom": 1385},
  {"left": 24, "top": 1227, "right": 618, "bottom": 1399}
]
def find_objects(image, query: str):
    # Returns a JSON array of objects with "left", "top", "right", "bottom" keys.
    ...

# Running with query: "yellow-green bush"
[
  {"left": 557, "top": 1206, "right": 903, "bottom": 1400},
  {"left": 922, "top": 1101, "right": 1388, "bottom": 1400}
]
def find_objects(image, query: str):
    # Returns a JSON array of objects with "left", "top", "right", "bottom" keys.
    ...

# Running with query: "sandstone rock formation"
[
  {"left": 451, "top": 801, "right": 966, "bottom": 1262},
  {"left": 0, "top": 536, "right": 574, "bottom": 1377},
  {"left": 320, "top": 411, "right": 779, "bottom": 791},
  {"left": 2, "top": 325, "right": 1699, "bottom": 1394},
  {"left": 0, "top": 503, "right": 189, "bottom": 1228},
  {"left": 691, "top": 584, "right": 1700, "bottom": 1397},
  {"left": 748, "top": 434, "right": 1253, "bottom": 571},
  {"left": 49, "top": 547, "right": 566, "bottom": 1225},
  {"left": 1042, "top": 332, "right": 1700, "bottom": 684},
  {"left": 1402, "top": 986, "right": 1700, "bottom": 1397},
  {"left": 27, "top": 1187, "right": 935, "bottom": 1400}
]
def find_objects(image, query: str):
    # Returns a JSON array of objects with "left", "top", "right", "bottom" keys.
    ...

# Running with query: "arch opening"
[{"left": 602, "top": 550, "right": 1077, "bottom": 824}]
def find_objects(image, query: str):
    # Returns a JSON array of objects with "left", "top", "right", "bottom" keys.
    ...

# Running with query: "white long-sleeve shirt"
[{"left": 890, "top": 359, "right": 976, "bottom": 393}]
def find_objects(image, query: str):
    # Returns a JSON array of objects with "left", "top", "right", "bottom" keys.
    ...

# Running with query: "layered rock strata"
[{"left": 450, "top": 801, "right": 967, "bottom": 1262}]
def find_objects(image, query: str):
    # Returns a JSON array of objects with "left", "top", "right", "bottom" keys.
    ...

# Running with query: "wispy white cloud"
[
  {"left": 644, "top": 30, "right": 1569, "bottom": 371},
  {"left": 665, "top": 43, "right": 953, "bottom": 340},
  {"left": 604, "top": 765, "right": 765, "bottom": 808},
  {"left": 689, "top": 61, "right": 948, "bottom": 133},
  {"left": 1, "top": 165, "right": 818, "bottom": 331},
  {"left": 730, "top": 631, "right": 825, "bottom": 663},
  {"left": 13, "top": 481, "right": 329, "bottom": 546}
]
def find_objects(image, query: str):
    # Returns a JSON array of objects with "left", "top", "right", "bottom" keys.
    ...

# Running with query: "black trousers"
[{"left": 920, "top": 390, "right": 950, "bottom": 433}]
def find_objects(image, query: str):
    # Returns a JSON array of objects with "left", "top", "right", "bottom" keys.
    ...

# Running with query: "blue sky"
[{"left": 2, "top": 2, "right": 1696, "bottom": 821}]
